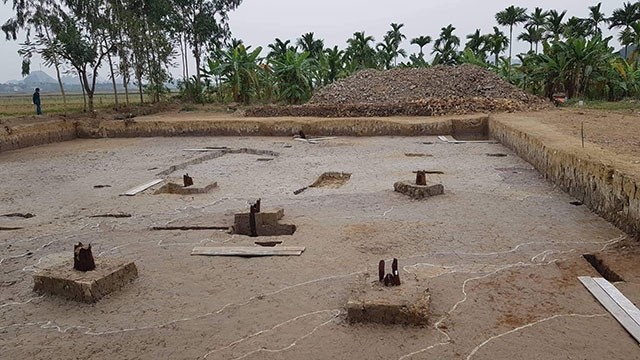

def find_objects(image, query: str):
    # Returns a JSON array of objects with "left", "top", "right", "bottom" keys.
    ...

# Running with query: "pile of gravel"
[
  {"left": 310, "top": 64, "right": 545, "bottom": 106},
  {"left": 248, "top": 64, "right": 549, "bottom": 117}
]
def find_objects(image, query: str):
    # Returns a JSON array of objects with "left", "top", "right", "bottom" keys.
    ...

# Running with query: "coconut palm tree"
[
  {"left": 564, "top": 17, "right": 591, "bottom": 39},
  {"left": 586, "top": 3, "right": 609, "bottom": 37},
  {"left": 495, "top": 5, "right": 528, "bottom": 68},
  {"left": 296, "top": 32, "right": 324, "bottom": 59},
  {"left": 544, "top": 10, "right": 567, "bottom": 41},
  {"left": 268, "top": 38, "right": 296, "bottom": 59},
  {"left": 465, "top": 29, "right": 487, "bottom": 58},
  {"left": 323, "top": 46, "right": 345, "bottom": 83},
  {"left": 411, "top": 35, "right": 432, "bottom": 58},
  {"left": 609, "top": 2, "right": 640, "bottom": 59},
  {"left": 346, "top": 31, "right": 377, "bottom": 70},
  {"left": 377, "top": 34, "right": 407, "bottom": 70},
  {"left": 387, "top": 23, "right": 406, "bottom": 45},
  {"left": 485, "top": 26, "right": 509, "bottom": 65},
  {"left": 527, "top": 7, "right": 548, "bottom": 53},
  {"left": 432, "top": 24, "right": 460, "bottom": 65},
  {"left": 385, "top": 23, "right": 406, "bottom": 65},
  {"left": 518, "top": 25, "right": 542, "bottom": 53}
]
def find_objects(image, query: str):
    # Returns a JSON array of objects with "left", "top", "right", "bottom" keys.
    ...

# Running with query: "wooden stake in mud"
[
  {"left": 255, "top": 198, "right": 261, "bottom": 213},
  {"left": 581, "top": 121, "right": 585, "bottom": 149},
  {"left": 416, "top": 171, "right": 427, "bottom": 186},
  {"left": 74, "top": 242, "right": 95, "bottom": 272},
  {"left": 183, "top": 173, "right": 194, "bottom": 187},
  {"left": 379, "top": 260, "right": 386, "bottom": 282},
  {"left": 391, "top": 258, "right": 401, "bottom": 286}
]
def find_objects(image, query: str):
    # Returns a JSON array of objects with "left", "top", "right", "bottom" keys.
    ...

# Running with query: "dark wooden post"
[
  {"left": 249, "top": 203, "right": 258, "bottom": 237},
  {"left": 378, "top": 260, "right": 385, "bottom": 282},
  {"left": 416, "top": 171, "right": 427, "bottom": 186},
  {"left": 391, "top": 258, "right": 401, "bottom": 286},
  {"left": 183, "top": 173, "right": 194, "bottom": 187},
  {"left": 74, "top": 242, "right": 95, "bottom": 272},
  {"left": 255, "top": 198, "right": 261, "bottom": 213}
]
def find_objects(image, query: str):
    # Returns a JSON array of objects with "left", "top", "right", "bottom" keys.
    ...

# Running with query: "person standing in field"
[{"left": 32, "top": 88, "right": 42, "bottom": 115}]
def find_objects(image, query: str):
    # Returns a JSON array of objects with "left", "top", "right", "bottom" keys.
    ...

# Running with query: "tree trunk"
[
  {"left": 107, "top": 50, "right": 119, "bottom": 107},
  {"left": 44, "top": 26, "right": 66, "bottom": 114},
  {"left": 79, "top": 71, "right": 87, "bottom": 112}
]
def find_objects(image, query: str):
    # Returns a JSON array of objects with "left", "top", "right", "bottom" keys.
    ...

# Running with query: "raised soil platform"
[
  {"left": 153, "top": 182, "right": 218, "bottom": 195},
  {"left": 394, "top": 181, "right": 444, "bottom": 199},
  {"left": 347, "top": 273, "right": 430, "bottom": 326},
  {"left": 232, "top": 208, "right": 297, "bottom": 236},
  {"left": 33, "top": 258, "right": 138, "bottom": 303}
]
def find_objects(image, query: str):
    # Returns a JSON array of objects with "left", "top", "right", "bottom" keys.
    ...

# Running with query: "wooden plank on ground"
[
  {"left": 437, "top": 135, "right": 497, "bottom": 144},
  {"left": 579, "top": 276, "right": 640, "bottom": 343},
  {"left": 593, "top": 277, "right": 640, "bottom": 328},
  {"left": 121, "top": 179, "right": 163, "bottom": 196},
  {"left": 191, "top": 246, "right": 305, "bottom": 257}
]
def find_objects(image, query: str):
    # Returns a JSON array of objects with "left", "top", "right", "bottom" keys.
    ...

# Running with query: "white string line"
[
  {"left": 465, "top": 313, "right": 607, "bottom": 360},
  {"left": 202, "top": 309, "right": 340, "bottom": 359},
  {"left": 0, "top": 295, "right": 45, "bottom": 309},
  {"left": 398, "top": 259, "right": 561, "bottom": 360},
  {"left": 0, "top": 272, "right": 360, "bottom": 336}
]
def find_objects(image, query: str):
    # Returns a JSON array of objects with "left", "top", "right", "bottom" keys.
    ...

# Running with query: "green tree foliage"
[
  {"left": 410, "top": 35, "right": 432, "bottom": 59},
  {"left": 208, "top": 44, "right": 262, "bottom": 104},
  {"left": 432, "top": 24, "right": 460, "bottom": 65},
  {"left": 270, "top": 49, "right": 314, "bottom": 104},
  {"left": 346, "top": 31, "right": 377, "bottom": 70},
  {"left": 496, "top": 5, "right": 528, "bottom": 68}
]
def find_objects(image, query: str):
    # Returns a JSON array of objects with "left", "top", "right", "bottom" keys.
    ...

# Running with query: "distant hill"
[{"left": 23, "top": 70, "right": 57, "bottom": 85}]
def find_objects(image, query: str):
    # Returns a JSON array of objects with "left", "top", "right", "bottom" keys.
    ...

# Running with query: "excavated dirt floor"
[{"left": 1, "top": 128, "right": 639, "bottom": 359}]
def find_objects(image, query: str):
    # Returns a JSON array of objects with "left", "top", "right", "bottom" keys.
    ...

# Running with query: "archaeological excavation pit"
[
  {"left": 310, "top": 172, "right": 352, "bottom": 189},
  {"left": 1, "top": 124, "right": 638, "bottom": 360}
]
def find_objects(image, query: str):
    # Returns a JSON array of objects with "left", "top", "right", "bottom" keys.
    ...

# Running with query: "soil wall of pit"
[
  {"left": 0, "top": 120, "right": 77, "bottom": 153},
  {"left": 0, "top": 116, "right": 487, "bottom": 153},
  {"left": 489, "top": 117, "right": 639, "bottom": 239}
]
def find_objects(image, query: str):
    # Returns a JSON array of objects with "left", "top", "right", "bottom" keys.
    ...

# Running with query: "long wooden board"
[
  {"left": 593, "top": 277, "right": 640, "bottom": 328},
  {"left": 437, "top": 135, "right": 498, "bottom": 144},
  {"left": 121, "top": 179, "right": 163, "bottom": 196},
  {"left": 191, "top": 246, "right": 305, "bottom": 257},
  {"left": 579, "top": 276, "right": 640, "bottom": 343}
]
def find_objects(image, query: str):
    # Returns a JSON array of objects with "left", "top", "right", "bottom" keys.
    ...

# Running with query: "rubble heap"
[{"left": 247, "top": 64, "right": 550, "bottom": 117}]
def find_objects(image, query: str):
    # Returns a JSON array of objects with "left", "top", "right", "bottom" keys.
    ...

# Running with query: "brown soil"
[{"left": 1, "top": 109, "right": 640, "bottom": 359}]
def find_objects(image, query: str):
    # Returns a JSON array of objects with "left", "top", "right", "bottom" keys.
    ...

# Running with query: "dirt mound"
[
  {"left": 310, "top": 64, "right": 545, "bottom": 105},
  {"left": 248, "top": 64, "right": 550, "bottom": 118}
]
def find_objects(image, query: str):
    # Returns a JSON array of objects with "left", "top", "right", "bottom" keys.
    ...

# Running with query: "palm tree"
[
  {"left": 387, "top": 23, "right": 406, "bottom": 45},
  {"left": 465, "top": 29, "right": 487, "bottom": 58},
  {"left": 411, "top": 35, "right": 432, "bottom": 58},
  {"left": 527, "top": 7, "right": 548, "bottom": 53},
  {"left": 564, "top": 17, "right": 591, "bottom": 39},
  {"left": 346, "top": 31, "right": 377, "bottom": 70},
  {"left": 544, "top": 10, "right": 567, "bottom": 41},
  {"left": 586, "top": 3, "right": 608, "bottom": 36},
  {"left": 495, "top": 5, "right": 528, "bottom": 68},
  {"left": 386, "top": 23, "right": 407, "bottom": 65},
  {"left": 268, "top": 38, "right": 296, "bottom": 59},
  {"left": 377, "top": 34, "right": 407, "bottom": 69},
  {"left": 432, "top": 24, "right": 460, "bottom": 65},
  {"left": 296, "top": 32, "right": 324, "bottom": 59},
  {"left": 485, "top": 26, "right": 509, "bottom": 65},
  {"left": 323, "top": 46, "right": 345, "bottom": 83},
  {"left": 518, "top": 25, "right": 542, "bottom": 53},
  {"left": 609, "top": 2, "right": 640, "bottom": 59}
]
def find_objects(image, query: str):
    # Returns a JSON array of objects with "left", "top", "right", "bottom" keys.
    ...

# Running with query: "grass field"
[{"left": 0, "top": 93, "right": 148, "bottom": 116}]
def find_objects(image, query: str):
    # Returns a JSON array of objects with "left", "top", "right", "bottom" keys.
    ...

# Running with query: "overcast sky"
[{"left": 0, "top": 0, "right": 629, "bottom": 82}]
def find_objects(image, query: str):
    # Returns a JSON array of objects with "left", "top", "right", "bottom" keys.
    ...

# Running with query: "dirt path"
[{"left": 0, "top": 135, "right": 636, "bottom": 359}]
